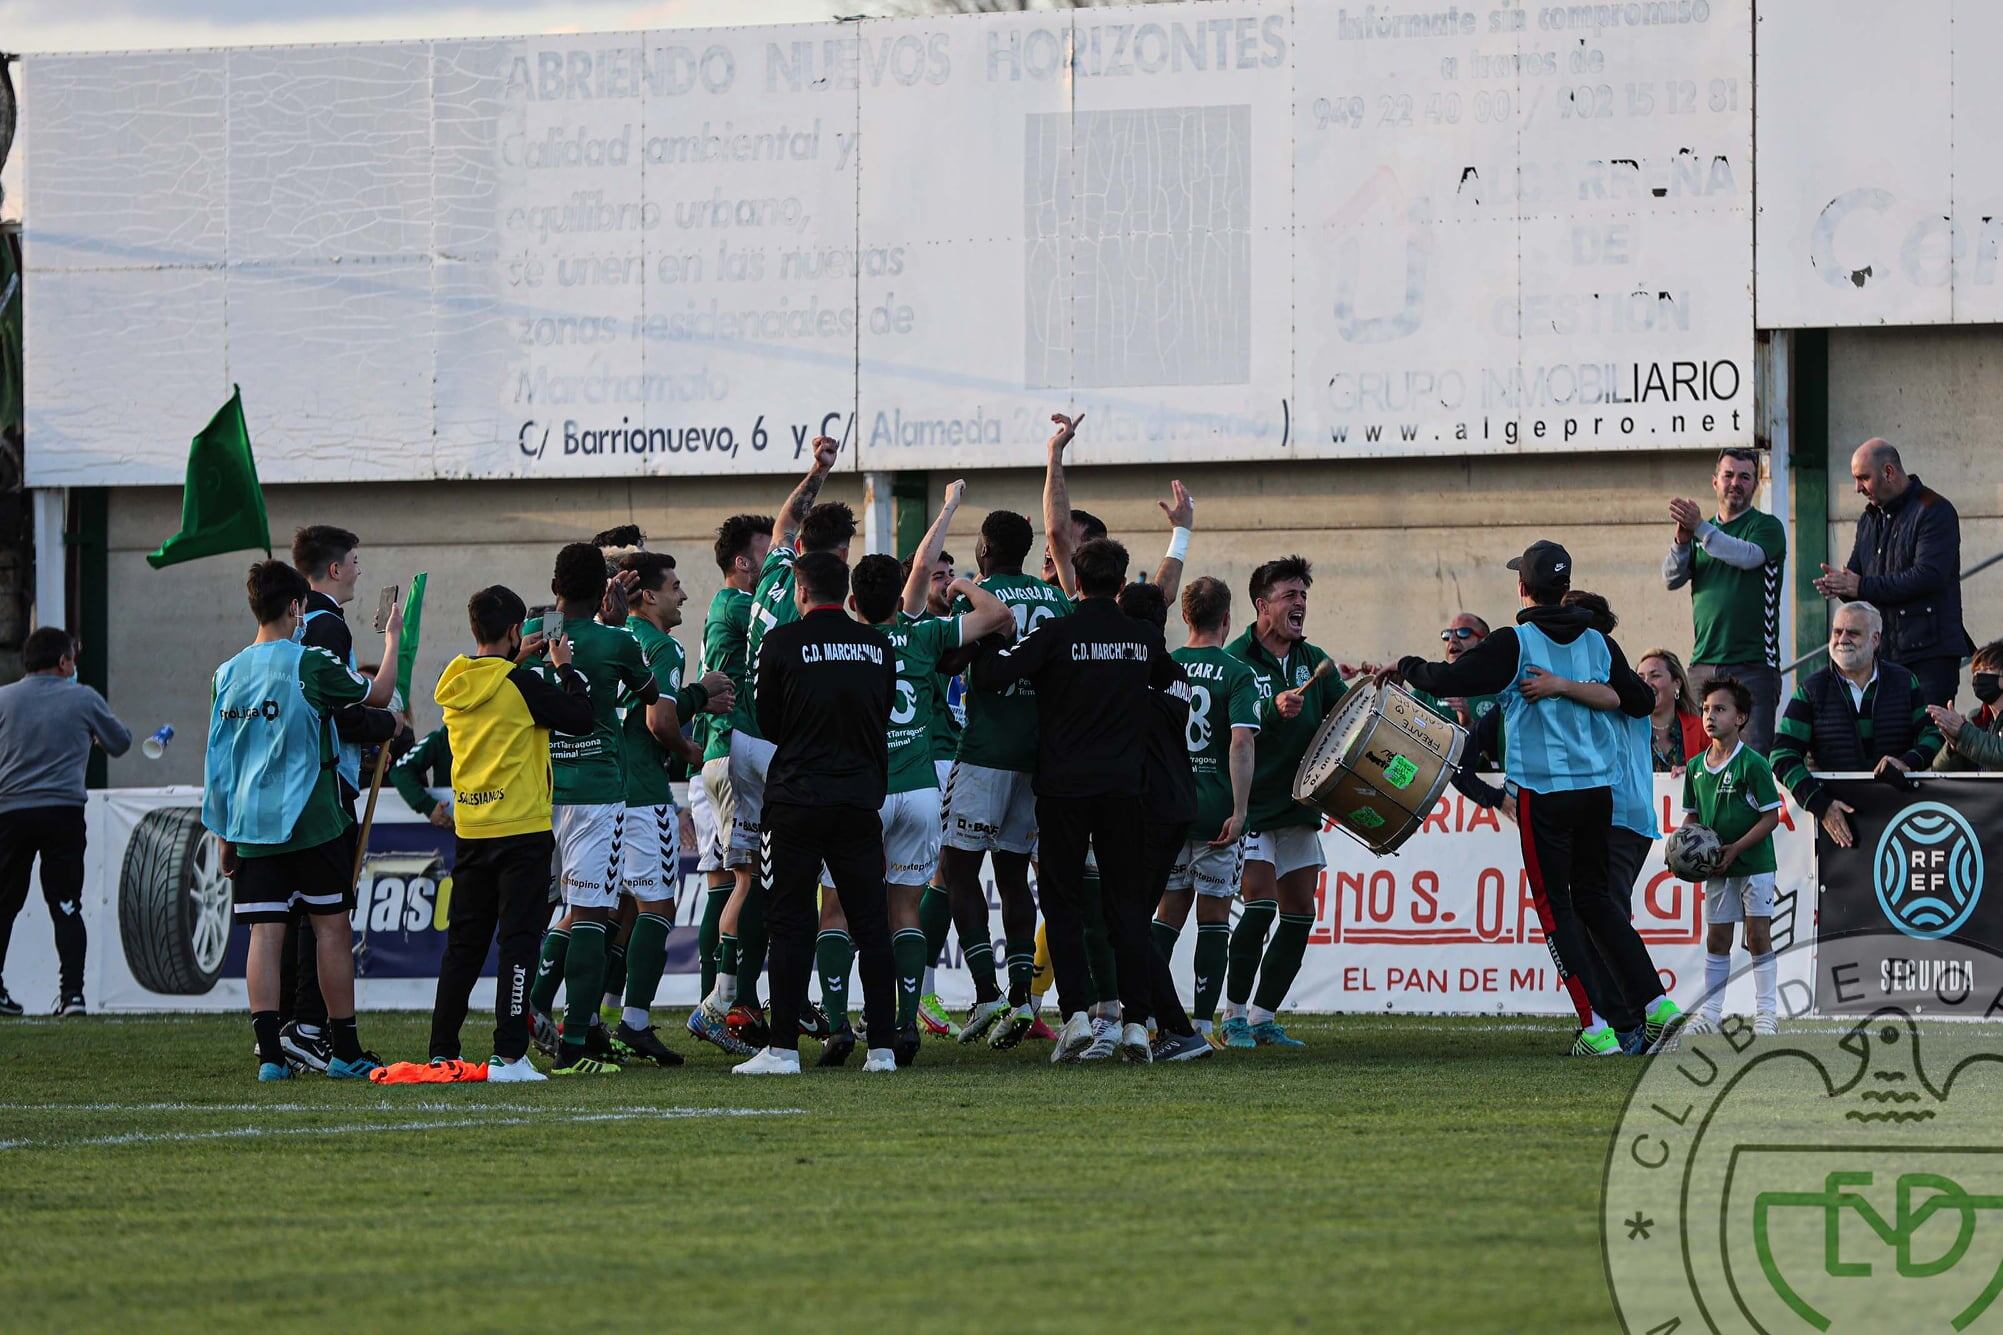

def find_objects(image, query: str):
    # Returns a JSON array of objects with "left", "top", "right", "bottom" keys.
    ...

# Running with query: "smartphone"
[
  {"left": 528, "top": 604, "right": 560, "bottom": 642},
  {"left": 374, "top": 584, "right": 401, "bottom": 634}
]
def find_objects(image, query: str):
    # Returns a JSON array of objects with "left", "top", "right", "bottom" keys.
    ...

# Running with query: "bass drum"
[{"left": 1291, "top": 680, "right": 1465, "bottom": 855}]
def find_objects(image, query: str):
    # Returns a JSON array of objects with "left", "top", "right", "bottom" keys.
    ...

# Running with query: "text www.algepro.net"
[{"left": 1327, "top": 357, "right": 1746, "bottom": 445}]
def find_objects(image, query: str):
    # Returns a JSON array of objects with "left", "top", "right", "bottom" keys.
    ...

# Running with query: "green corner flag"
[
  {"left": 146, "top": 385, "right": 271, "bottom": 570},
  {"left": 395, "top": 573, "right": 427, "bottom": 707}
]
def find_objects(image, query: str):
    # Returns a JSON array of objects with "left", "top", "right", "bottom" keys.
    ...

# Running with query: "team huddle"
[{"left": 204, "top": 412, "right": 1782, "bottom": 1081}]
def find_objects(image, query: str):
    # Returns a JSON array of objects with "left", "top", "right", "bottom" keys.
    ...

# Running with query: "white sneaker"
[
  {"left": 1079, "top": 1017, "right": 1119, "bottom": 1062},
  {"left": 1753, "top": 1012, "right": 1779, "bottom": 1036},
  {"left": 862, "top": 1048, "right": 897, "bottom": 1072},
  {"left": 1051, "top": 1013, "right": 1096, "bottom": 1064},
  {"left": 1118, "top": 1022, "right": 1152, "bottom": 1064},
  {"left": 732, "top": 1046, "right": 802, "bottom": 1076},
  {"left": 486, "top": 1054, "right": 547, "bottom": 1083}
]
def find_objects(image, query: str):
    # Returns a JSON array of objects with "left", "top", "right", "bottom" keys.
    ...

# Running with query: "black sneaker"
[
  {"left": 279, "top": 1022, "right": 333, "bottom": 1073},
  {"left": 0, "top": 987, "right": 22, "bottom": 1017},
  {"left": 614, "top": 1021, "right": 686, "bottom": 1067},
  {"left": 1150, "top": 1031, "right": 1214, "bottom": 1063},
  {"left": 54, "top": 994, "right": 87, "bottom": 1018},
  {"left": 816, "top": 1027, "right": 856, "bottom": 1068},
  {"left": 892, "top": 1022, "right": 921, "bottom": 1069}
]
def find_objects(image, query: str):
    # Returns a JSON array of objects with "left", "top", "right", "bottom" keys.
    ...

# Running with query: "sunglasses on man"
[{"left": 1440, "top": 627, "right": 1481, "bottom": 642}]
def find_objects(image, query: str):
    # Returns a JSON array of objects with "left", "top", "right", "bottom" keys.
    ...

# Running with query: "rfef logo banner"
[{"left": 1815, "top": 775, "right": 2003, "bottom": 1014}]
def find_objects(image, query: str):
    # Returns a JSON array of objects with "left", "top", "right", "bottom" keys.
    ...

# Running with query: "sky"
[{"left": 0, "top": 0, "right": 861, "bottom": 53}]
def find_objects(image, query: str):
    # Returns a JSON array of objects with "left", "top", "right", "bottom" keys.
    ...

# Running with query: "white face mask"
[{"left": 289, "top": 602, "right": 309, "bottom": 642}]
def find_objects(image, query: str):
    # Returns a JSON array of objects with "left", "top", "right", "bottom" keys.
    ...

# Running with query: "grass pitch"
[{"left": 0, "top": 1012, "right": 1638, "bottom": 1333}]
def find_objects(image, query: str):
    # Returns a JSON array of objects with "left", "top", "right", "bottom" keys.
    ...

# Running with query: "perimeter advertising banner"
[
  {"left": 6, "top": 776, "right": 1813, "bottom": 1017},
  {"left": 20, "top": 0, "right": 1753, "bottom": 484},
  {"left": 1811, "top": 774, "right": 2003, "bottom": 1015}
]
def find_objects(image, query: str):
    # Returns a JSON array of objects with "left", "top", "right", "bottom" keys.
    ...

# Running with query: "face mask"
[{"left": 1975, "top": 673, "right": 2002, "bottom": 706}]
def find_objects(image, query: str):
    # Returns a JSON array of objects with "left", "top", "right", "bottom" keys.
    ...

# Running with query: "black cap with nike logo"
[{"left": 1506, "top": 540, "right": 1572, "bottom": 595}]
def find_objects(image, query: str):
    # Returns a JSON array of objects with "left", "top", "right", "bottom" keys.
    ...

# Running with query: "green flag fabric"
[
  {"left": 394, "top": 573, "right": 427, "bottom": 707},
  {"left": 146, "top": 385, "right": 271, "bottom": 569}
]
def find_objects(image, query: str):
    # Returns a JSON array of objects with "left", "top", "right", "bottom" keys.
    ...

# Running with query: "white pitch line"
[
  {"left": 0, "top": 1106, "right": 804, "bottom": 1152},
  {"left": 0, "top": 1100, "right": 740, "bottom": 1115}
]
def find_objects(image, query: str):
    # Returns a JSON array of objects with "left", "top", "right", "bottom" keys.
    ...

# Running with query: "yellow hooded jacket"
[{"left": 436, "top": 653, "right": 593, "bottom": 840}]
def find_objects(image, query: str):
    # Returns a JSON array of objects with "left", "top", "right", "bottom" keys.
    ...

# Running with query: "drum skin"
[{"left": 1292, "top": 681, "right": 1466, "bottom": 855}]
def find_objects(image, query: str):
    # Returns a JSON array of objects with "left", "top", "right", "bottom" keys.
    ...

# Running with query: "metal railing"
[{"left": 1781, "top": 549, "right": 2003, "bottom": 678}]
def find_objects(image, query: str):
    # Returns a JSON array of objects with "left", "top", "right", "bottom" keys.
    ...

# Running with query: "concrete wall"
[
  {"left": 1825, "top": 327, "right": 2003, "bottom": 658},
  {"left": 101, "top": 448, "right": 1738, "bottom": 787}
]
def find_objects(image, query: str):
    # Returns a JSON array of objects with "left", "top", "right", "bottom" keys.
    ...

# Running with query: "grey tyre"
[{"left": 118, "top": 806, "right": 231, "bottom": 995}]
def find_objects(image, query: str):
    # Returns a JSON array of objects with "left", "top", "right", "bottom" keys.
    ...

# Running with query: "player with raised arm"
[
  {"left": 901, "top": 484, "right": 972, "bottom": 1038},
  {"left": 686, "top": 513, "right": 772, "bottom": 1055},
  {"left": 1151, "top": 577, "right": 1259, "bottom": 1045},
  {"left": 694, "top": 437, "right": 848, "bottom": 1047},
  {"left": 936, "top": 498, "right": 1073, "bottom": 1047},
  {"left": 1220, "top": 557, "right": 1347, "bottom": 1049}
]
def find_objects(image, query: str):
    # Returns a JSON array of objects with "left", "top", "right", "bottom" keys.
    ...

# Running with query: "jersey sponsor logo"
[
  {"left": 456, "top": 788, "right": 506, "bottom": 806},
  {"left": 219, "top": 700, "right": 282, "bottom": 723},
  {"left": 802, "top": 642, "right": 885, "bottom": 664}
]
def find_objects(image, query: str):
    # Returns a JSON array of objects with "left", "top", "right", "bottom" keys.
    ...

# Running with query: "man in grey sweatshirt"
[{"left": 0, "top": 627, "right": 132, "bottom": 1015}]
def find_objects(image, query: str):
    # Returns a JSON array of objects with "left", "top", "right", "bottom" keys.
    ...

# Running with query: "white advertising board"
[
  {"left": 20, "top": 2, "right": 1753, "bottom": 486},
  {"left": 9, "top": 777, "right": 1807, "bottom": 1020},
  {"left": 1754, "top": 0, "right": 2003, "bottom": 328}
]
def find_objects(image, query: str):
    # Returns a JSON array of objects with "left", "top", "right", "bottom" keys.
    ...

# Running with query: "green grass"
[{"left": 0, "top": 1012, "right": 1642, "bottom": 1333}]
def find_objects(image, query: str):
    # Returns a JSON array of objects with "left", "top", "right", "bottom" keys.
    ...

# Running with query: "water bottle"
[{"left": 141, "top": 725, "right": 175, "bottom": 760}]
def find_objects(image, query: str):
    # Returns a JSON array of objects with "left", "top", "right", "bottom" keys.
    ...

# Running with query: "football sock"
[
  {"left": 919, "top": 883, "right": 953, "bottom": 969},
  {"left": 713, "top": 933, "right": 741, "bottom": 1006},
  {"left": 1227, "top": 898, "right": 1278, "bottom": 1006},
  {"left": 964, "top": 941, "right": 1000, "bottom": 1003},
  {"left": 893, "top": 929, "right": 928, "bottom": 1026},
  {"left": 1248, "top": 1005, "right": 1276, "bottom": 1026},
  {"left": 1029, "top": 921, "right": 1053, "bottom": 1003},
  {"left": 1704, "top": 953, "right": 1731, "bottom": 1022},
  {"left": 252, "top": 1010, "right": 283, "bottom": 1066},
  {"left": 560, "top": 921, "right": 608, "bottom": 1050},
  {"left": 623, "top": 912, "right": 671, "bottom": 1015},
  {"left": 601, "top": 941, "right": 627, "bottom": 1011},
  {"left": 698, "top": 887, "right": 728, "bottom": 996},
  {"left": 1194, "top": 923, "right": 1231, "bottom": 1023},
  {"left": 1151, "top": 918, "right": 1179, "bottom": 961},
  {"left": 816, "top": 930, "right": 854, "bottom": 1029},
  {"left": 1751, "top": 950, "right": 1777, "bottom": 1016},
  {"left": 1251, "top": 913, "right": 1314, "bottom": 1013},
  {"left": 328, "top": 1016, "right": 363, "bottom": 1063},
  {"left": 1005, "top": 935, "right": 1036, "bottom": 1006},
  {"left": 529, "top": 929, "right": 569, "bottom": 1015},
  {"left": 736, "top": 883, "right": 768, "bottom": 1008}
]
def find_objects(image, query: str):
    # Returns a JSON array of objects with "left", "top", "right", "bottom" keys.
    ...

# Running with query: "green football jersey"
[
  {"left": 930, "top": 665, "right": 966, "bottom": 764},
  {"left": 1172, "top": 645, "right": 1263, "bottom": 842},
  {"left": 233, "top": 644, "right": 371, "bottom": 858},
  {"left": 1680, "top": 739, "right": 1781, "bottom": 877},
  {"left": 620, "top": 615, "right": 685, "bottom": 809},
  {"left": 1226, "top": 628, "right": 1348, "bottom": 832},
  {"left": 732, "top": 544, "right": 801, "bottom": 743},
  {"left": 1413, "top": 689, "right": 1500, "bottom": 729},
  {"left": 525, "top": 612, "right": 653, "bottom": 807},
  {"left": 880, "top": 612, "right": 964, "bottom": 794},
  {"left": 953, "top": 572, "right": 1073, "bottom": 773},
  {"left": 701, "top": 587, "right": 753, "bottom": 764},
  {"left": 1688, "top": 508, "right": 1787, "bottom": 669}
]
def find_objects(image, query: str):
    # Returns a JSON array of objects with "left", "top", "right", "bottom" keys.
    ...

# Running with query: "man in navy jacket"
[{"left": 1814, "top": 439, "right": 1972, "bottom": 707}]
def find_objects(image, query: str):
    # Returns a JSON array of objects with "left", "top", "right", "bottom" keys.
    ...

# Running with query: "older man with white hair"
[
  {"left": 1769, "top": 602, "right": 1944, "bottom": 849},
  {"left": 1812, "top": 438, "right": 1972, "bottom": 708}
]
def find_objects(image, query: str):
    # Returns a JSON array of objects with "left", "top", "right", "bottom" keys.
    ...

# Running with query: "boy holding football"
[{"left": 1680, "top": 677, "right": 1784, "bottom": 1035}]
